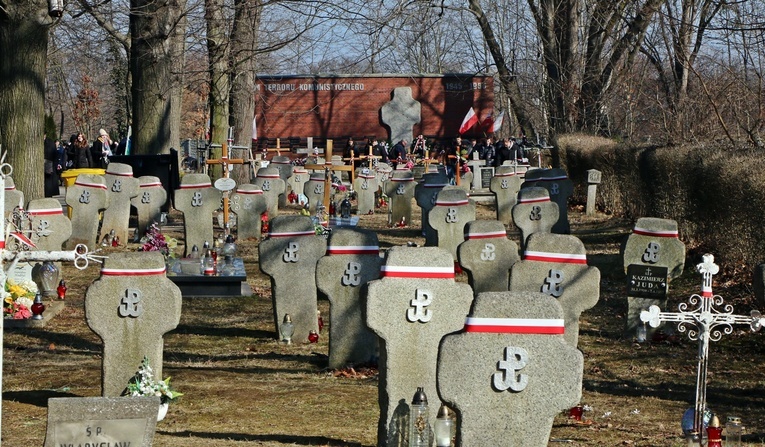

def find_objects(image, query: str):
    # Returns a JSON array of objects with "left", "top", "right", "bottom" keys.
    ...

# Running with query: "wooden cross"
[
  {"left": 205, "top": 130, "right": 246, "bottom": 232},
  {"left": 640, "top": 253, "right": 765, "bottom": 442},
  {"left": 303, "top": 140, "right": 354, "bottom": 220}
]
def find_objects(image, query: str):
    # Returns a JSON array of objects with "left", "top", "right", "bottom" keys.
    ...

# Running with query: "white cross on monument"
[
  {"left": 0, "top": 148, "right": 103, "bottom": 446},
  {"left": 640, "top": 253, "right": 765, "bottom": 443}
]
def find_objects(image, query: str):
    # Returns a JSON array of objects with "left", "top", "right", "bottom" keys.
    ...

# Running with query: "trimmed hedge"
[{"left": 564, "top": 140, "right": 765, "bottom": 277}]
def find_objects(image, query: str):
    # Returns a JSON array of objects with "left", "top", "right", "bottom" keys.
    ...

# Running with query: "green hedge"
[{"left": 564, "top": 141, "right": 765, "bottom": 277}]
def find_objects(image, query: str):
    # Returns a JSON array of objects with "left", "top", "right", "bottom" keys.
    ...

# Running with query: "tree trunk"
[
  {"left": 0, "top": 1, "right": 53, "bottom": 201},
  {"left": 205, "top": 0, "right": 231, "bottom": 181},
  {"left": 230, "top": 0, "right": 263, "bottom": 185},
  {"left": 129, "top": 0, "right": 187, "bottom": 155}
]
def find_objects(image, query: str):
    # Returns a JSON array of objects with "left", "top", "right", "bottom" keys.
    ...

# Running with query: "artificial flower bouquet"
[
  {"left": 123, "top": 356, "right": 182, "bottom": 405},
  {"left": 3, "top": 279, "right": 37, "bottom": 319},
  {"left": 138, "top": 223, "right": 178, "bottom": 258}
]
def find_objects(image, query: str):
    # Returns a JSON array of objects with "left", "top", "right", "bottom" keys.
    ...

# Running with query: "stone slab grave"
[
  {"left": 174, "top": 173, "right": 222, "bottom": 257},
  {"left": 4, "top": 176, "right": 23, "bottom": 221},
  {"left": 86, "top": 252, "right": 182, "bottom": 397},
  {"left": 438, "top": 291, "right": 584, "bottom": 446},
  {"left": 130, "top": 176, "right": 168, "bottom": 238},
  {"left": 522, "top": 168, "right": 573, "bottom": 234},
  {"left": 353, "top": 168, "right": 378, "bottom": 215},
  {"left": 303, "top": 172, "right": 327, "bottom": 214},
  {"left": 490, "top": 166, "right": 523, "bottom": 225},
  {"left": 44, "top": 396, "right": 160, "bottom": 447},
  {"left": 512, "top": 186, "right": 559, "bottom": 250},
  {"left": 101, "top": 162, "right": 140, "bottom": 245},
  {"left": 414, "top": 172, "right": 450, "bottom": 245},
  {"left": 383, "top": 169, "right": 416, "bottom": 227},
  {"left": 316, "top": 228, "right": 383, "bottom": 369},
  {"left": 287, "top": 167, "right": 309, "bottom": 204},
  {"left": 252, "top": 166, "right": 286, "bottom": 218},
  {"left": 509, "top": 232, "right": 600, "bottom": 348},
  {"left": 366, "top": 246, "right": 473, "bottom": 447},
  {"left": 622, "top": 217, "right": 685, "bottom": 338},
  {"left": 270, "top": 155, "right": 293, "bottom": 208},
  {"left": 167, "top": 262, "right": 248, "bottom": 297},
  {"left": 428, "top": 187, "right": 476, "bottom": 260},
  {"left": 457, "top": 220, "right": 519, "bottom": 294},
  {"left": 27, "top": 197, "right": 71, "bottom": 251},
  {"left": 230, "top": 184, "right": 267, "bottom": 240},
  {"left": 65, "top": 174, "right": 109, "bottom": 250},
  {"left": 259, "top": 215, "right": 327, "bottom": 343},
  {"left": 381, "top": 86, "right": 421, "bottom": 146}
]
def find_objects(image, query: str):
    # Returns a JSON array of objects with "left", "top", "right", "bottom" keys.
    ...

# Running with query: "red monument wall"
[{"left": 254, "top": 74, "right": 494, "bottom": 142}]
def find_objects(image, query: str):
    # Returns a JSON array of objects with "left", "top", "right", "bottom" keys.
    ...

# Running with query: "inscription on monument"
[{"left": 627, "top": 264, "right": 668, "bottom": 299}]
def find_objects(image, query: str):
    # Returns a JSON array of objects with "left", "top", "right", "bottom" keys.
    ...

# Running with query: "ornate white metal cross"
[{"left": 641, "top": 253, "right": 765, "bottom": 441}]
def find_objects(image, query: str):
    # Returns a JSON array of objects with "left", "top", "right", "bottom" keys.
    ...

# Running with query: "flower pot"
[{"left": 157, "top": 402, "right": 169, "bottom": 421}]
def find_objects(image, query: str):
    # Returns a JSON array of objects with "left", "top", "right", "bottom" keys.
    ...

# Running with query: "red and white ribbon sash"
[
  {"left": 293, "top": 169, "right": 308, "bottom": 174},
  {"left": 4, "top": 186, "right": 15, "bottom": 191},
  {"left": 105, "top": 170, "right": 134, "bottom": 177},
  {"left": 9, "top": 232, "right": 36, "bottom": 248},
  {"left": 74, "top": 181, "right": 107, "bottom": 190},
  {"left": 179, "top": 183, "right": 211, "bottom": 189},
  {"left": 27, "top": 207, "right": 63, "bottom": 216},
  {"left": 632, "top": 227, "right": 679, "bottom": 238},
  {"left": 140, "top": 182, "right": 163, "bottom": 188},
  {"left": 702, "top": 285, "right": 713, "bottom": 297},
  {"left": 100, "top": 266, "right": 167, "bottom": 276},
  {"left": 464, "top": 317, "right": 565, "bottom": 334},
  {"left": 523, "top": 250, "right": 587, "bottom": 264},
  {"left": 436, "top": 199, "right": 469, "bottom": 206},
  {"left": 465, "top": 230, "right": 507, "bottom": 240},
  {"left": 358, "top": 174, "right": 376, "bottom": 180},
  {"left": 268, "top": 230, "right": 316, "bottom": 238},
  {"left": 494, "top": 172, "right": 516, "bottom": 177},
  {"left": 327, "top": 245, "right": 379, "bottom": 255},
  {"left": 380, "top": 265, "right": 454, "bottom": 279},
  {"left": 518, "top": 196, "right": 550, "bottom": 204},
  {"left": 257, "top": 174, "right": 280, "bottom": 179},
  {"left": 236, "top": 189, "right": 263, "bottom": 195}
]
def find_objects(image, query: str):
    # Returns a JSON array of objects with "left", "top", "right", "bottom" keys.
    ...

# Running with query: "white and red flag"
[
  {"left": 482, "top": 111, "right": 505, "bottom": 133},
  {"left": 459, "top": 107, "right": 479, "bottom": 134}
]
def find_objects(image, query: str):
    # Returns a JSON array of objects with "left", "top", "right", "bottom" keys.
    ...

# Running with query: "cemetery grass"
[{"left": 3, "top": 203, "right": 765, "bottom": 446}]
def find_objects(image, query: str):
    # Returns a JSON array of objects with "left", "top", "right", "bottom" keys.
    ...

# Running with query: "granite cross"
[{"left": 640, "top": 253, "right": 765, "bottom": 442}]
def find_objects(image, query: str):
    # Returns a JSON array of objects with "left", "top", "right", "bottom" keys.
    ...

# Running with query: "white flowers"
[{"left": 124, "top": 356, "right": 182, "bottom": 404}]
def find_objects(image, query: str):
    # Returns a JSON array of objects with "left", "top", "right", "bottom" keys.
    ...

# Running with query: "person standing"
[
  {"left": 44, "top": 134, "right": 59, "bottom": 197},
  {"left": 389, "top": 139, "right": 408, "bottom": 167},
  {"left": 73, "top": 133, "right": 93, "bottom": 168},
  {"left": 91, "top": 129, "right": 112, "bottom": 168}
]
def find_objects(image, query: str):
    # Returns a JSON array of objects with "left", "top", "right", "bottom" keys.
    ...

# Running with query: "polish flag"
[
  {"left": 482, "top": 111, "right": 505, "bottom": 133},
  {"left": 459, "top": 107, "right": 479, "bottom": 134},
  {"left": 252, "top": 116, "right": 258, "bottom": 141}
]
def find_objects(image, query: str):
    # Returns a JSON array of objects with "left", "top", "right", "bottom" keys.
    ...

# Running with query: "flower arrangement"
[
  {"left": 124, "top": 356, "right": 182, "bottom": 405},
  {"left": 138, "top": 223, "right": 178, "bottom": 258},
  {"left": 3, "top": 279, "right": 37, "bottom": 319}
]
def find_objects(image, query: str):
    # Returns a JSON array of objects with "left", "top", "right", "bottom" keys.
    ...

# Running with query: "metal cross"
[
  {"left": 0, "top": 147, "right": 103, "bottom": 446},
  {"left": 640, "top": 253, "right": 765, "bottom": 442}
]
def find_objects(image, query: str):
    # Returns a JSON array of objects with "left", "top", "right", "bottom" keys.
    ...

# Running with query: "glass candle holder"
[
  {"left": 31, "top": 294, "right": 45, "bottom": 320},
  {"left": 434, "top": 404, "right": 454, "bottom": 447},
  {"left": 725, "top": 416, "right": 743, "bottom": 447},
  {"left": 409, "top": 387, "right": 429, "bottom": 447}
]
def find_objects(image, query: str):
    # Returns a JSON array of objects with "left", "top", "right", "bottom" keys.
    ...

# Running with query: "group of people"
[{"left": 43, "top": 129, "right": 127, "bottom": 197}]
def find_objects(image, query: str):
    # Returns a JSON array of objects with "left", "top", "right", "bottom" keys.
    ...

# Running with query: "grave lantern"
[
  {"left": 31, "top": 293, "right": 45, "bottom": 320},
  {"left": 280, "top": 314, "right": 294, "bottom": 344},
  {"left": 725, "top": 416, "right": 743, "bottom": 447},
  {"left": 222, "top": 234, "right": 237, "bottom": 257},
  {"left": 340, "top": 196, "right": 352, "bottom": 218},
  {"left": 48, "top": 0, "right": 64, "bottom": 17},
  {"left": 409, "top": 387, "right": 430, "bottom": 447},
  {"left": 57, "top": 279, "right": 67, "bottom": 300},
  {"left": 434, "top": 404, "right": 454, "bottom": 447},
  {"left": 706, "top": 414, "right": 722, "bottom": 447},
  {"left": 32, "top": 260, "right": 59, "bottom": 299}
]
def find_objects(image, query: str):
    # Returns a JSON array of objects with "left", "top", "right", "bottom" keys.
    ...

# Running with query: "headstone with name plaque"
[
  {"left": 252, "top": 166, "right": 285, "bottom": 218},
  {"left": 479, "top": 166, "right": 495, "bottom": 190},
  {"left": 622, "top": 217, "right": 685, "bottom": 337},
  {"left": 44, "top": 396, "right": 160, "bottom": 447},
  {"left": 174, "top": 173, "right": 222, "bottom": 257}
]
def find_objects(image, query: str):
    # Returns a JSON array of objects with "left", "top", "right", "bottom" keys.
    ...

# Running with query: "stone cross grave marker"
[
  {"left": 512, "top": 186, "right": 559, "bottom": 251},
  {"left": 383, "top": 169, "right": 416, "bottom": 227},
  {"left": 381, "top": 86, "right": 421, "bottom": 145},
  {"left": 230, "top": 184, "right": 267, "bottom": 240},
  {"left": 85, "top": 252, "right": 182, "bottom": 397},
  {"left": 586, "top": 169, "right": 602, "bottom": 216},
  {"left": 44, "top": 396, "right": 160, "bottom": 447},
  {"left": 466, "top": 152, "right": 484, "bottom": 190},
  {"left": 366, "top": 246, "right": 473, "bottom": 447},
  {"left": 101, "top": 163, "right": 140, "bottom": 244},
  {"left": 252, "top": 166, "right": 285, "bottom": 219},
  {"left": 490, "top": 166, "right": 523, "bottom": 225},
  {"left": 3, "top": 176, "right": 23, "bottom": 221},
  {"left": 27, "top": 198, "right": 71, "bottom": 252},
  {"left": 438, "top": 291, "right": 584, "bottom": 446},
  {"left": 353, "top": 169, "right": 378, "bottom": 215},
  {"left": 522, "top": 168, "right": 573, "bottom": 234},
  {"left": 270, "top": 155, "right": 293, "bottom": 208},
  {"left": 316, "top": 228, "right": 383, "bottom": 368},
  {"left": 428, "top": 188, "right": 476, "bottom": 260},
  {"left": 509, "top": 232, "right": 600, "bottom": 348},
  {"left": 65, "top": 174, "right": 109, "bottom": 250},
  {"left": 641, "top": 254, "right": 765, "bottom": 438},
  {"left": 174, "top": 173, "right": 222, "bottom": 257},
  {"left": 303, "top": 172, "right": 327, "bottom": 214},
  {"left": 287, "top": 167, "right": 309, "bottom": 205},
  {"left": 414, "top": 172, "right": 450, "bottom": 246},
  {"left": 130, "top": 176, "right": 168, "bottom": 238},
  {"left": 375, "top": 163, "right": 393, "bottom": 186},
  {"left": 259, "top": 215, "right": 327, "bottom": 343},
  {"left": 457, "top": 220, "right": 519, "bottom": 294},
  {"left": 623, "top": 217, "right": 686, "bottom": 338}
]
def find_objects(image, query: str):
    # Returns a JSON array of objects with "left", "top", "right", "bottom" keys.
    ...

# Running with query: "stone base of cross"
[{"left": 640, "top": 253, "right": 765, "bottom": 443}]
